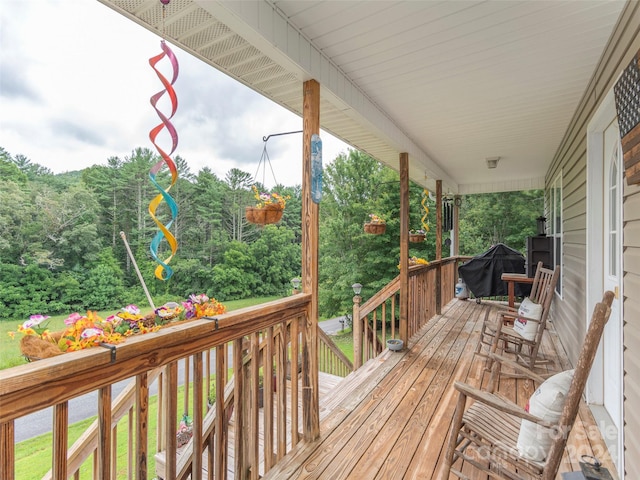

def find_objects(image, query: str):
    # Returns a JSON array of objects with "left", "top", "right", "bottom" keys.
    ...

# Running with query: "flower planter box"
[
  {"left": 409, "top": 233, "right": 425, "bottom": 243},
  {"left": 246, "top": 204, "right": 284, "bottom": 225},
  {"left": 364, "top": 222, "right": 386, "bottom": 234}
]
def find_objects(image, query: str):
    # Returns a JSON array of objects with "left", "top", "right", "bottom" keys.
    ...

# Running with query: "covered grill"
[{"left": 458, "top": 243, "right": 531, "bottom": 300}]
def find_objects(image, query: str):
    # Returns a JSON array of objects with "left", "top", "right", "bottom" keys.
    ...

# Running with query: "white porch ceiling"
[{"left": 98, "top": 0, "right": 627, "bottom": 194}]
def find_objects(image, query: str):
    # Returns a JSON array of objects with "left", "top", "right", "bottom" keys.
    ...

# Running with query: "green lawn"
[
  {"left": 327, "top": 328, "right": 355, "bottom": 363},
  {"left": 6, "top": 296, "right": 353, "bottom": 479}
]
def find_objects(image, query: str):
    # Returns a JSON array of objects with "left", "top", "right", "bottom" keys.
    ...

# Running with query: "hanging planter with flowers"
[
  {"left": 245, "top": 185, "right": 290, "bottom": 225},
  {"left": 364, "top": 214, "right": 386, "bottom": 234},
  {"left": 9, "top": 294, "right": 226, "bottom": 361},
  {"left": 409, "top": 229, "right": 426, "bottom": 243}
]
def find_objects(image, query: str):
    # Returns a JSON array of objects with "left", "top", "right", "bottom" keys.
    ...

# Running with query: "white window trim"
[{"left": 550, "top": 172, "right": 563, "bottom": 297}]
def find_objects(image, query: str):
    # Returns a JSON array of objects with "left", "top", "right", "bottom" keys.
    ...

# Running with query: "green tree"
[
  {"left": 458, "top": 190, "right": 544, "bottom": 255},
  {"left": 79, "top": 248, "right": 126, "bottom": 310},
  {"left": 249, "top": 225, "right": 301, "bottom": 296}
]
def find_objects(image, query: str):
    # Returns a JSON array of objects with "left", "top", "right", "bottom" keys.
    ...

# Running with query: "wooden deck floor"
[{"left": 263, "top": 298, "right": 618, "bottom": 480}]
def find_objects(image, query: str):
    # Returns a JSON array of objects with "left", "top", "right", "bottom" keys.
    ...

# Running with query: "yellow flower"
[{"left": 252, "top": 185, "right": 290, "bottom": 209}]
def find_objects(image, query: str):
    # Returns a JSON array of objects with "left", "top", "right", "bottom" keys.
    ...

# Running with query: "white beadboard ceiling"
[{"left": 98, "top": 0, "right": 627, "bottom": 194}]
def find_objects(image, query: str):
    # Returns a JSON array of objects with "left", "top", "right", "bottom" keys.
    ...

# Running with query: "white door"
[{"left": 602, "top": 120, "right": 623, "bottom": 432}]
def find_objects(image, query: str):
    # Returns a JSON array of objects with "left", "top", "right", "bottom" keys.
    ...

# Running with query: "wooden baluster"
[
  {"left": 192, "top": 351, "right": 203, "bottom": 480},
  {"left": 136, "top": 372, "right": 148, "bottom": 480},
  {"left": 111, "top": 424, "right": 117, "bottom": 480},
  {"left": 264, "top": 326, "right": 275, "bottom": 469},
  {"left": 382, "top": 301, "right": 387, "bottom": 346},
  {"left": 127, "top": 406, "right": 133, "bottom": 480},
  {"left": 276, "top": 324, "right": 288, "bottom": 459},
  {"left": 97, "top": 387, "right": 111, "bottom": 480},
  {"left": 250, "top": 332, "right": 260, "bottom": 479},
  {"left": 183, "top": 356, "right": 190, "bottom": 421},
  {"left": 233, "top": 338, "right": 246, "bottom": 479},
  {"left": 157, "top": 372, "right": 164, "bottom": 454},
  {"left": 164, "top": 362, "right": 178, "bottom": 480},
  {"left": 290, "top": 318, "right": 299, "bottom": 445},
  {"left": 206, "top": 348, "right": 212, "bottom": 407},
  {"left": 391, "top": 295, "right": 397, "bottom": 339},
  {"left": 52, "top": 402, "right": 68, "bottom": 480},
  {"left": 0, "top": 421, "right": 14, "bottom": 480},
  {"left": 215, "top": 345, "right": 226, "bottom": 480},
  {"left": 372, "top": 310, "right": 378, "bottom": 353}
]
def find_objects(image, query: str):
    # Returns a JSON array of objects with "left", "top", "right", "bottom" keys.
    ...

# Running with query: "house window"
[
  {"left": 551, "top": 173, "right": 562, "bottom": 295},
  {"left": 608, "top": 147, "right": 619, "bottom": 278}
]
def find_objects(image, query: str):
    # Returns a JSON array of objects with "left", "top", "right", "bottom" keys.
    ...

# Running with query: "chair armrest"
[
  {"left": 453, "top": 381, "right": 554, "bottom": 428},
  {"left": 497, "top": 306, "right": 519, "bottom": 317},
  {"left": 488, "top": 353, "right": 548, "bottom": 384},
  {"left": 499, "top": 311, "right": 542, "bottom": 324}
]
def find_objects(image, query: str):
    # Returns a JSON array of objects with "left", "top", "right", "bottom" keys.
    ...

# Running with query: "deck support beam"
[
  {"left": 399, "top": 152, "right": 409, "bottom": 346},
  {"left": 302, "top": 79, "right": 320, "bottom": 441},
  {"left": 436, "top": 180, "right": 443, "bottom": 315}
]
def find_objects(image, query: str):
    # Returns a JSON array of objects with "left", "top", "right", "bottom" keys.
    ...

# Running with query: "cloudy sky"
[{"left": 0, "top": 0, "right": 350, "bottom": 187}]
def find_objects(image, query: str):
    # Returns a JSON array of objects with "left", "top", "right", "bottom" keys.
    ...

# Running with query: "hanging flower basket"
[
  {"left": 364, "top": 222, "right": 386, "bottom": 234},
  {"left": 409, "top": 233, "right": 425, "bottom": 243},
  {"left": 245, "top": 204, "right": 284, "bottom": 225},
  {"left": 364, "top": 214, "right": 386, "bottom": 234},
  {"left": 246, "top": 186, "right": 289, "bottom": 225}
]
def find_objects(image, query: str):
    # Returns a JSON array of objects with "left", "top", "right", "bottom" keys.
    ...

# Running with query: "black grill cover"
[{"left": 458, "top": 243, "right": 531, "bottom": 298}]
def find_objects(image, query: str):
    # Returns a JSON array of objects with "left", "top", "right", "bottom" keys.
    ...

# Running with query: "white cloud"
[{"left": 0, "top": 0, "right": 350, "bottom": 187}]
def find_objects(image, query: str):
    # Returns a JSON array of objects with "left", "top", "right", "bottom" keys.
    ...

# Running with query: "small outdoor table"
[{"left": 501, "top": 273, "right": 535, "bottom": 309}]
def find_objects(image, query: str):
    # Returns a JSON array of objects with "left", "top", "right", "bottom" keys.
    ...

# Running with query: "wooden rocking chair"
[
  {"left": 443, "top": 291, "right": 614, "bottom": 480},
  {"left": 476, "top": 263, "right": 560, "bottom": 371}
]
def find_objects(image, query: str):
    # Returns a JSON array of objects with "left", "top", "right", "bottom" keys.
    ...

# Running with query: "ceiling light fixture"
[{"left": 486, "top": 156, "right": 500, "bottom": 169}]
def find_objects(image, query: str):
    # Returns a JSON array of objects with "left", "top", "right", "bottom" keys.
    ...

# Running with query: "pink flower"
[
  {"left": 65, "top": 312, "right": 83, "bottom": 325},
  {"left": 23, "top": 314, "right": 50, "bottom": 329},
  {"left": 189, "top": 294, "right": 209, "bottom": 304},
  {"left": 106, "top": 314, "right": 121, "bottom": 323},
  {"left": 80, "top": 328, "right": 104, "bottom": 339},
  {"left": 124, "top": 305, "right": 140, "bottom": 315}
]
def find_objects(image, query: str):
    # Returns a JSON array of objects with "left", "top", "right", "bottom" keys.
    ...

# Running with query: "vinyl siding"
[{"left": 545, "top": 1, "right": 640, "bottom": 477}]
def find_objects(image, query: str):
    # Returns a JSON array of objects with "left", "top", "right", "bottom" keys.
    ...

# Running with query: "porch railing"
[
  {"left": 352, "top": 256, "right": 466, "bottom": 369},
  {"left": 0, "top": 294, "right": 319, "bottom": 480}
]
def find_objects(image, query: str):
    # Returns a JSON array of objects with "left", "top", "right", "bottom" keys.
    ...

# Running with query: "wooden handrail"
[
  {"left": 0, "top": 294, "right": 316, "bottom": 480},
  {"left": 318, "top": 329, "right": 353, "bottom": 375},
  {"left": 352, "top": 257, "right": 465, "bottom": 368},
  {"left": 0, "top": 294, "right": 311, "bottom": 421}
]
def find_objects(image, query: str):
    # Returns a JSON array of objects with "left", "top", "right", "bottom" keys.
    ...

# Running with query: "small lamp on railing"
[
  {"left": 352, "top": 283, "right": 362, "bottom": 296},
  {"left": 291, "top": 277, "right": 302, "bottom": 294},
  {"left": 536, "top": 216, "right": 547, "bottom": 236}
]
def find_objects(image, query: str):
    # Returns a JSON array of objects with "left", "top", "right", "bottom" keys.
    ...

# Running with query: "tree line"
[{"left": 0, "top": 147, "right": 542, "bottom": 320}]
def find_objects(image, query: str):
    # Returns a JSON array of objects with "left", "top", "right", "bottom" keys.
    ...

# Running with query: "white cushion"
[
  {"left": 517, "top": 370, "right": 574, "bottom": 462},
  {"left": 512, "top": 297, "right": 544, "bottom": 341}
]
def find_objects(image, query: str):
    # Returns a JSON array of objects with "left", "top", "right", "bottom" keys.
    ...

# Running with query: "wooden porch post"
[
  {"left": 400, "top": 153, "right": 409, "bottom": 345},
  {"left": 352, "top": 293, "right": 363, "bottom": 370},
  {"left": 302, "top": 79, "right": 320, "bottom": 441},
  {"left": 435, "top": 180, "right": 443, "bottom": 314},
  {"left": 436, "top": 180, "right": 442, "bottom": 260},
  {"left": 453, "top": 195, "right": 460, "bottom": 256}
]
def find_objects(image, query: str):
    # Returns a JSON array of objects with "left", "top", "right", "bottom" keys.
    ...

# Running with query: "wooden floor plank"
[
  {"left": 293, "top": 302, "right": 471, "bottom": 480},
  {"left": 259, "top": 299, "right": 618, "bottom": 480},
  {"left": 350, "top": 301, "right": 480, "bottom": 479}
]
